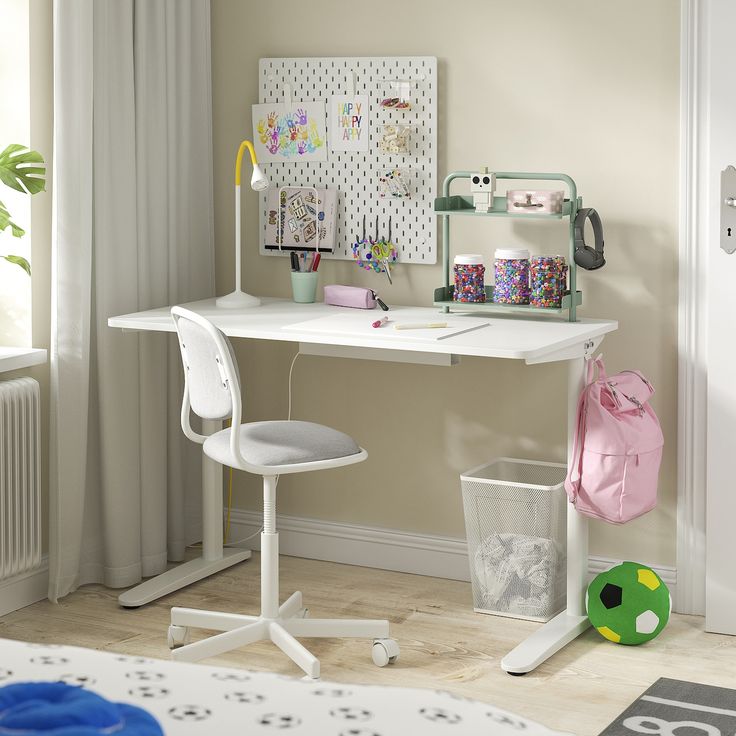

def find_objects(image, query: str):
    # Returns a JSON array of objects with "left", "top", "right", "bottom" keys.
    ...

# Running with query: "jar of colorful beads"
[
  {"left": 530, "top": 255, "right": 568, "bottom": 308},
  {"left": 493, "top": 248, "right": 530, "bottom": 304},
  {"left": 453, "top": 254, "right": 486, "bottom": 303}
]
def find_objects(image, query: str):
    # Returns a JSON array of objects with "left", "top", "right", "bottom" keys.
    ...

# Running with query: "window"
[{"left": 0, "top": 0, "right": 31, "bottom": 347}]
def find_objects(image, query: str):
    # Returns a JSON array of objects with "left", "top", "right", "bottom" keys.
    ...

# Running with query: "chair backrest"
[{"left": 171, "top": 307, "right": 242, "bottom": 429}]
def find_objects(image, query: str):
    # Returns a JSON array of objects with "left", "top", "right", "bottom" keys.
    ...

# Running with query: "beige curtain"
[{"left": 49, "top": 0, "right": 215, "bottom": 599}]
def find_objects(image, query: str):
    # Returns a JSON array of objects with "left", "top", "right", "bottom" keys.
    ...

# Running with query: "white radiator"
[{"left": 0, "top": 378, "right": 41, "bottom": 580}]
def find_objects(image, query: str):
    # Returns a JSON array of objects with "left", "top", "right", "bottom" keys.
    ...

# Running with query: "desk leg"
[
  {"left": 118, "top": 419, "right": 251, "bottom": 608},
  {"left": 501, "top": 357, "right": 591, "bottom": 674},
  {"left": 202, "top": 420, "right": 224, "bottom": 562}
]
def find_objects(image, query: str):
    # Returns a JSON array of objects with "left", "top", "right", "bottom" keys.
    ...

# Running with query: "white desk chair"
[{"left": 167, "top": 307, "right": 399, "bottom": 678}]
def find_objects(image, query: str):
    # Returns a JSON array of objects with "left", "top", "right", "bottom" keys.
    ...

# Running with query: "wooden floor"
[{"left": 1, "top": 553, "right": 734, "bottom": 735}]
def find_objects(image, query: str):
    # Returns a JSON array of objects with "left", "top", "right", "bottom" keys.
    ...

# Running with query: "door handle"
[{"left": 721, "top": 166, "right": 736, "bottom": 254}]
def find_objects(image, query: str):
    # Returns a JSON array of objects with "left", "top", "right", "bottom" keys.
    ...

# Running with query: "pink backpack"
[{"left": 565, "top": 356, "right": 663, "bottom": 524}]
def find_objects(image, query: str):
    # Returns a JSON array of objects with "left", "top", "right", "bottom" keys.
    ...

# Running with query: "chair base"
[{"left": 169, "top": 591, "right": 398, "bottom": 679}]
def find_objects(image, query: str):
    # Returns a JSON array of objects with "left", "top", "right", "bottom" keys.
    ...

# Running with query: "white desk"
[{"left": 109, "top": 297, "right": 617, "bottom": 674}]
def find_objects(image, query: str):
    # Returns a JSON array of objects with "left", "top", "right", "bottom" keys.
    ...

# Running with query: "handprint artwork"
[{"left": 251, "top": 102, "right": 327, "bottom": 161}]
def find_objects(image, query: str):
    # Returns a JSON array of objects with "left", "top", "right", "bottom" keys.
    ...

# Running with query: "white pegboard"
[{"left": 258, "top": 56, "right": 437, "bottom": 264}]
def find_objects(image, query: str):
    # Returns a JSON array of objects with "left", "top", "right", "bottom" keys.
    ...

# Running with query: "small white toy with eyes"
[{"left": 470, "top": 168, "right": 496, "bottom": 213}]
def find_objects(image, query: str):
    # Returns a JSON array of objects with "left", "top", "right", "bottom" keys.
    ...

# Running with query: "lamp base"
[{"left": 215, "top": 290, "right": 262, "bottom": 309}]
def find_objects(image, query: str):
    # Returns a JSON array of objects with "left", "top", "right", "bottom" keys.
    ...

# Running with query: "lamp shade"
[{"left": 250, "top": 164, "right": 269, "bottom": 192}]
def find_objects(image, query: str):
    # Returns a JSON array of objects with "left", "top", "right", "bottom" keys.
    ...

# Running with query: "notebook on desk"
[{"left": 282, "top": 310, "right": 491, "bottom": 342}]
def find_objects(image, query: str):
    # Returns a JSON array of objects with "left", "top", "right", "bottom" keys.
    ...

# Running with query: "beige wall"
[
  {"left": 212, "top": 0, "right": 679, "bottom": 565},
  {"left": 211, "top": 0, "right": 681, "bottom": 567},
  {"left": 210, "top": 0, "right": 681, "bottom": 567}
]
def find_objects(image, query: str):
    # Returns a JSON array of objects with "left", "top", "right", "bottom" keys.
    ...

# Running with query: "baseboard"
[
  {"left": 0, "top": 556, "right": 49, "bottom": 616},
  {"left": 229, "top": 510, "right": 469, "bottom": 582},
  {"left": 227, "top": 510, "right": 678, "bottom": 603}
]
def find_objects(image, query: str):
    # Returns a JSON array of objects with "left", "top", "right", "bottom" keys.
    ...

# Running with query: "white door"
[{"left": 703, "top": 0, "right": 736, "bottom": 634}]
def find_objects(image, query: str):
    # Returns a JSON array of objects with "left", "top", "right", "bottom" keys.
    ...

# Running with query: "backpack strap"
[
  {"left": 565, "top": 356, "right": 602, "bottom": 503},
  {"left": 587, "top": 354, "right": 607, "bottom": 383},
  {"left": 565, "top": 385, "right": 589, "bottom": 503}
]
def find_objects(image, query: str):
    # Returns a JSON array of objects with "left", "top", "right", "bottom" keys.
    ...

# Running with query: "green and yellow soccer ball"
[{"left": 586, "top": 561, "right": 671, "bottom": 645}]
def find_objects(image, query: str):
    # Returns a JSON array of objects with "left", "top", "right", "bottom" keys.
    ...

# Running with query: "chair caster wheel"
[
  {"left": 167, "top": 625, "right": 190, "bottom": 649},
  {"left": 295, "top": 608, "right": 310, "bottom": 619},
  {"left": 372, "top": 638, "right": 399, "bottom": 667}
]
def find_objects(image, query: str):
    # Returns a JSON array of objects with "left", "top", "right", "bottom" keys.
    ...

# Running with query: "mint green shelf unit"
[{"left": 435, "top": 171, "right": 582, "bottom": 322}]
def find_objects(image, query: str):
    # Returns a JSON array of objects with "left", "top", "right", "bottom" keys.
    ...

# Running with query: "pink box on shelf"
[{"left": 506, "top": 189, "right": 564, "bottom": 215}]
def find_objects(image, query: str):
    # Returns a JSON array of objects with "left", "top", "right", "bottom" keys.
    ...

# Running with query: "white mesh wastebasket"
[{"left": 461, "top": 458, "right": 567, "bottom": 622}]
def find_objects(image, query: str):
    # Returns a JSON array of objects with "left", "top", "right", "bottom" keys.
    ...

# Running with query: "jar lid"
[
  {"left": 454, "top": 254, "right": 484, "bottom": 265},
  {"left": 495, "top": 248, "right": 530, "bottom": 261},
  {"left": 531, "top": 254, "right": 566, "bottom": 263}
]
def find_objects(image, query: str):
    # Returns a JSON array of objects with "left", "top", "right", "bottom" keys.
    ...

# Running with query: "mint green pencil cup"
[{"left": 291, "top": 271, "right": 319, "bottom": 303}]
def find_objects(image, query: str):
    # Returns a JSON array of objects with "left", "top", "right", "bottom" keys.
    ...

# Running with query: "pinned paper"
[
  {"left": 252, "top": 102, "right": 327, "bottom": 162},
  {"left": 264, "top": 187, "right": 338, "bottom": 250},
  {"left": 329, "top": 95, "right": 369, "bottom": 152}
]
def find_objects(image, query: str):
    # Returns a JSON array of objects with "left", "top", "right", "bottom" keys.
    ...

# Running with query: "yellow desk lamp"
[{"left": 216, "top": 140, "right": 270, "bottom": 309}]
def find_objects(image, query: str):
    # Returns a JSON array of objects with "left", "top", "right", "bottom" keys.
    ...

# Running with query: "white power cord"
[
  {"left": 287, "top": 351, "right": 301, "bottom": 421},
  {"left": 225, "top": 525, "right": 265, "bottom": 548},
  {"left": 226, "top": 353, "right": 300, "bottom": 549}
]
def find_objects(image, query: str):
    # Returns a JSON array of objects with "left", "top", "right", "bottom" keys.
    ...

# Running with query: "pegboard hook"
[
  {"left": 283, "top": 81, "right": 293, "bottom": 107},
  {"left": 347, "top": 70, "right": 356, "bottom": 97},
  {"left": 354, "top": 214, "right": 366, "bottom": 246}
]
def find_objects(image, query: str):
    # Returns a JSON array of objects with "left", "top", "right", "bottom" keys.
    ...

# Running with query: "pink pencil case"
[{"left": 324, "top": 284, "right": 380, "bottom": 309}]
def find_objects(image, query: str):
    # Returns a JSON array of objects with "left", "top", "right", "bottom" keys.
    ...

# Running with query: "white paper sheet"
[{"left": 283, "top": 310, "right": 491, "bottom": 342}]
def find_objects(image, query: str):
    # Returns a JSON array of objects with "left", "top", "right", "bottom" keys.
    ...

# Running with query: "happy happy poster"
[{"left": 329, "top": 95, "right": 369, "bottom": 153}]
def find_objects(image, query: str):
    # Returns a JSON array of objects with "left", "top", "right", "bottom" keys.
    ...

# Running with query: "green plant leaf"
[
  {"left": 0, "top": 199, "right": 25, "bottom": 237},
  {"left": 0, "top": 144, "right": 46, "bottom": 195},
  {"left": 2, "top": 254, "right": 31, "bottom": 276}
]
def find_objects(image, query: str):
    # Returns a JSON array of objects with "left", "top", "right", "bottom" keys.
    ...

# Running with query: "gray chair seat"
[{"left": 204, "top": 420, "right": 361, "bottom": 469}]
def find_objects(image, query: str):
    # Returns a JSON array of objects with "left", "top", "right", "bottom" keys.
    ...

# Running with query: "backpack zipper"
[
  {"left": 606, "top": 382, "right": 623, "bottom": 409},
  {"left": 624, "top": 395, "right": 645, "bottom": 416},
  {"left": 606, "top": 380, "right": 645, "bottom": 416}
]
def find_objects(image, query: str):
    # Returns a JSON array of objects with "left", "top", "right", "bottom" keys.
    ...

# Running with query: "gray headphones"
[{"left": 574, "top": 208, "right": 606, "bottom": 270}]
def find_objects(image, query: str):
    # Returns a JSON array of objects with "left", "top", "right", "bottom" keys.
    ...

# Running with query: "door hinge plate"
[{"left": 720, "top": 165, "right": 736, "bottom": 254}]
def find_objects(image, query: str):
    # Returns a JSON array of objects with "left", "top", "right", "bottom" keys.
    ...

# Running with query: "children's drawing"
[
  {"left": 329, "top": 95, "right": 369, "bottom": 153},
  {"left": 252, "top": 102, "right": 327, "bottom": 162}
]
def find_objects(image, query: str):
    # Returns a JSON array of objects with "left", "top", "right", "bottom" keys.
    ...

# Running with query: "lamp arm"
[
  {"left": 233, "top": 140, "right": 258, "bottom": 295},
  {"left": 216, "top": 140, "right": 264, "bottom": 308},
  {"left": 235, "top": 140, "right": 258, "bottom": 185}
]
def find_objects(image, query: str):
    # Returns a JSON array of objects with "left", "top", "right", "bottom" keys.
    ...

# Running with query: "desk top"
[{"left": 108, "top": 298, "right": 617, "bottom": 364}]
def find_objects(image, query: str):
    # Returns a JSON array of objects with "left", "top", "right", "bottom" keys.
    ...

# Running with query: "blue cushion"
[{"left": 0, "top": 681, "right": 163, "bottom": 735}]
